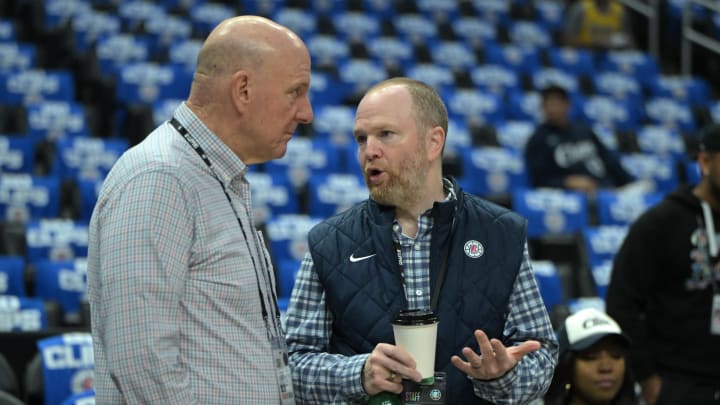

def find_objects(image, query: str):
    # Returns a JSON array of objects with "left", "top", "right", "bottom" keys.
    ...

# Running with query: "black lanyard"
[
  {"left": 393, "top": 218, "right": 455, "bottom": 312},
  {"left": 169, "top": 117, "right": 282, "bottom": 337}
]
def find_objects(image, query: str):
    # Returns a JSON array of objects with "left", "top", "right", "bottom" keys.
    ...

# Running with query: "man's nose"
[{"left": 297, "top": 97, "right": 313, "bottom": 124}]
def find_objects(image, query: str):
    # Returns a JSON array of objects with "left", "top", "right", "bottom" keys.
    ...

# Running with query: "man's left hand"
[{"left": 450, "top": 330, "right": 541, "bottom": 380}]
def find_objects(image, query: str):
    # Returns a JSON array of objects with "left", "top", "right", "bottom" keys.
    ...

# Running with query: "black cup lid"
[{"left": 392, "top": 309, "right": 438, "bottom": 325}]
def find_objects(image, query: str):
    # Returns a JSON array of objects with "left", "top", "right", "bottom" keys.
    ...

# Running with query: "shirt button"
[
  {"left": 415, "top": 289, "right": 423, "bottom": 296},
  {"left": 414, "top": 244, "right": 421, "bottom": 250},
  {"left": 393, "top": 224, "right": 401, "bottom": 232}
]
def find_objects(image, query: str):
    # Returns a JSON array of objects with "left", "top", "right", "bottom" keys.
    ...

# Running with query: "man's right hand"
[{"left": 362, "top": 343, "right": 423, "bottom": 395}]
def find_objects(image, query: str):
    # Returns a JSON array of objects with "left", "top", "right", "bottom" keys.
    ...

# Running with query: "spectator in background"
[
  {"left": 606, "top": 123, "right": 720, "bottom": 405},
  {"left": 564, "top": 0, "right": 635, "bottom": 50},
  {"left": 284, "top": 77, "right": 558, "bottom": 404},
  {"left": 86, "top": 16, "right": 313, "bottom": 403},
  {"left": 543, "top": 308, "right": 638, "bottom": 405},
  {"left": 524, "top": 84, "right": 635, "bottom": 194}
]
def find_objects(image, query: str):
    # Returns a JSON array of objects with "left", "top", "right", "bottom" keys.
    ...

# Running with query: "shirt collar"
[{"left": 172, "top": 102, "right": 249, "bottom": 184}]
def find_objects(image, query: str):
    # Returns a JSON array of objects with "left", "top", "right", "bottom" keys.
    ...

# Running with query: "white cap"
[{"left": 559, "top": 308, "right": 630, "bottom": 353}]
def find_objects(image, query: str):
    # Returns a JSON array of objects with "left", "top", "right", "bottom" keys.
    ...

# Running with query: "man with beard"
[
  {"left": 284, "top": 78, "right": 558, "bottom": 404},
  {"left": 606, "top": 123, "right": 720, "bottom": 405}
]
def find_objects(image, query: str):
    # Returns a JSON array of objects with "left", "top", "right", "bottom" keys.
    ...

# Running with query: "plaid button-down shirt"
[{"left": 88, "top": 103, "right": 287, "bottom": 403}]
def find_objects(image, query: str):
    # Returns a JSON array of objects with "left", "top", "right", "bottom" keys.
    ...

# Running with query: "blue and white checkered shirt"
[
  {"left": 88, "top": 103, "right": 287, "bottom": 404},
  {"left": 286, "top": 184, "right": 558, "bottom": 404}
]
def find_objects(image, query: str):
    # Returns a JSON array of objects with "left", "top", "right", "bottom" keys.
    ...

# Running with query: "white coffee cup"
[{"left": 391, "top": 309, "right": 438, "bottom": 385}]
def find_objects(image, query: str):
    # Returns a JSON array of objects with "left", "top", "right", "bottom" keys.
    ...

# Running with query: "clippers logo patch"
[{"left": 464, "top": 240, "right": 484, "bottom": 258}]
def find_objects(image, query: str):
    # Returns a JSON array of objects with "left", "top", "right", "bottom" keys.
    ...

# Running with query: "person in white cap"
[{"left": 543, "top": 308, "right": 638, "bottom": 405}]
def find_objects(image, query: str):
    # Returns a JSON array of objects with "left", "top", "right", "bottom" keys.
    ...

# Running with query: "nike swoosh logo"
[{"left": 349, "top": 253, "right": 376, "bottom": 263}]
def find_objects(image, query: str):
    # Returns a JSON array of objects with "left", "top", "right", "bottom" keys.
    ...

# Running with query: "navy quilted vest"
[{"left": 308, "top": 180, "right": 527, "bottom": 404}]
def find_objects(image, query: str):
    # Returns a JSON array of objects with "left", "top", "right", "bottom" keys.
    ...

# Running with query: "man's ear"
[
  {"left": 230, "top": 70, "right": 250, "bottom": 112},
  {"left": 427, "top": 126, "right": 446, "bottom": 161}
]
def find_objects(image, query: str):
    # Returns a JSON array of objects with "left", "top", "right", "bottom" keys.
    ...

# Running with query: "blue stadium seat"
[
  {"left": 0, "top": 135, "right": 35, "bottom": 174},
  {"left": 593, "top": 71, "right": 643, "bottom": 103},
  {"left": 95, "top": 34, "right": 150, "bottom": 77},
  {"left": 430, "top": 40, "right": 477, "bottom": 70},
  {"left": 167, "top": 38, "right": 202, "bottom": 73},
  {"left": 472, "top": 0, "right": 512, "bottom": 26},
  {"left": 43, "top": 0, "right": 92, "bottom": 29},
  {"left": 35, "top": 333, "right": 94, "bottom": 405},
  {"left": 0, "top": 174, "right": 61, "bottom": 223},
  {"left": 621, "top": 153, "right": 679, "bottom": 194},
  {"left": 333, "top": 11, "right": 380, "bottom": 41},
  {"left": 416, "top": 0, "right": 460, "bottom": 22},
  {"left": 308, "top": 71, "right": 352, "bottom": 107},
  {"left": 444, "top": 118, "right": 472, "bottom": 156},
  {"left": 144, "top": 13, "right": 193, "bottom": 59},
  {"left": 34, "top": 259, "right": 87, "bottom": 324},
  {"left": 273, "top": 8, "right": 317, "bottom": 38},
  {"left": 265, "top": 214, "right": 322, "bottom": 264},
  {"left": 338, "top": 59, "right": 388, "bottom": 93},
  {"left": 532, "top": 67, "right": 579, "bottom": 94},
  {"left": 0, "top": 43, "right": 36, "bottom": 73},
  {"left": 459, "top": 146, "right": 528, "bottom": 198},
  {"left": 453, "top": 17, "right": 497, "bottom": 49},
  {"left": 116, "top": 62, "right": 192, "bottom": 105},
  {"left": 0, "top": 295, "right": 48, "bottom": 331},
  {"left": 70, "top": 11, "right": 121, "bottom": 54},
  {"left": 406, "top": 63, "right": 455, "bottom": 94},
  {"left": 152, "top": 98, "right": 184, "bottom": 127},
  {"left": 393, "top": 13, "right": 438, "bottom": 44},
  {"left": 535, "top": 0, "right": 565, "bottom": 33},
  {"left": 311, "top": 104, "right": 356, "bottom": 145},
  {"left": 647, "top": 75, "right": 712, "bottom": 107},
  {"left": 531, "top": 260, "right": 565, "bottom": 314},
  {"left": 470, "top": 64, "right": 521, "bottom": 96},
  {"left": 0, "top": 18, "right": 15, "bottom": 42},
  {"left": 512, "top": 188, "right": 589, "bottom": 238},
  {"left": 0, "top": 255, "right": 26, "bottom": 297},
  {"left": 599, "top": 49, "right": 660, "bottom": 88},
  {"left": 245, "top": 171, "right": 299, "bottom": 225},
  {"left": 444, "top": 88, "right": 505, "bottom": 128},
  {"left": 367, "top": 36, "right": 415, "bottom": 69},
  {"left": 53, "top": 137, "right": 128, "bottom": 181},
  {"left": 595, "top": 189, "right": 662, "bottom": 226},
  {"left": 264, "top": 138, "right": 344, "bottom": 189},
  {"left": 75, "top": 178, "right": 103, "bottom": 222},
  {"left": 61, "top": 388, "right": 95, "bottom": 405},
  {"left": 546, "top": 47, "right": 596, "bottom": 78},
  {"left": 582, "top": 225, "right": 629, "bottom": 266},
  {"left": 507, "top": 89, "right": 542, "bottom": 122},
  {"left": 26, "top": 100, "right": 87, "bottom": 140},
  {"left": 685, "top": 160, "right": 701, "bottom": 185},
  {"left": 0, "top": 69, "right": 75, "bottom": 106},
  {"left": 188, "top": 3, "right": 235, "bottom": 37},
  {"left": 589, "top": 260, "right": 613, "bottom": 299},
  {"left": 24, "top": 219, "right": 88, "bottom": 264},
  {"left": 495, "top": 120, "right": 534, "bottom": 151},
  {"left": 580, "top": 94, "right": 642, "bottom": 133},
  {"left": 307, "top": 34, "right": 350, "bottom": 68},
  {"left": 635, "top": 125, "right": 686, "bottom": 159},
  {"left": 508, "top": 21, "right": 552, "bottom": 48},
  {"left": 276, "top": 258, "right": 300, "bottom": 299},
  {"left": 485, "top": 43, "right": 542, "bottom": 76},
  {"left": 306, "top": 173, "right": 368, "bottom": 218}
]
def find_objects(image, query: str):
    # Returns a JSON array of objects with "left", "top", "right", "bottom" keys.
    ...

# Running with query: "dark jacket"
[
  {"left": 307, "top": 179, "right": 527, "bottom": 404},
  {"left": 606, "top": 185, "right": 720, "bottom": 383},
  {"left": 524, "top": 122, "right": 634, "bottom": 189}
]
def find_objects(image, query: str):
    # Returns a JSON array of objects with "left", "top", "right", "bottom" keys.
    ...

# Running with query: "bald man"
[{"left": 87, "top": 16, "right": 312, "bottom": 404}]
